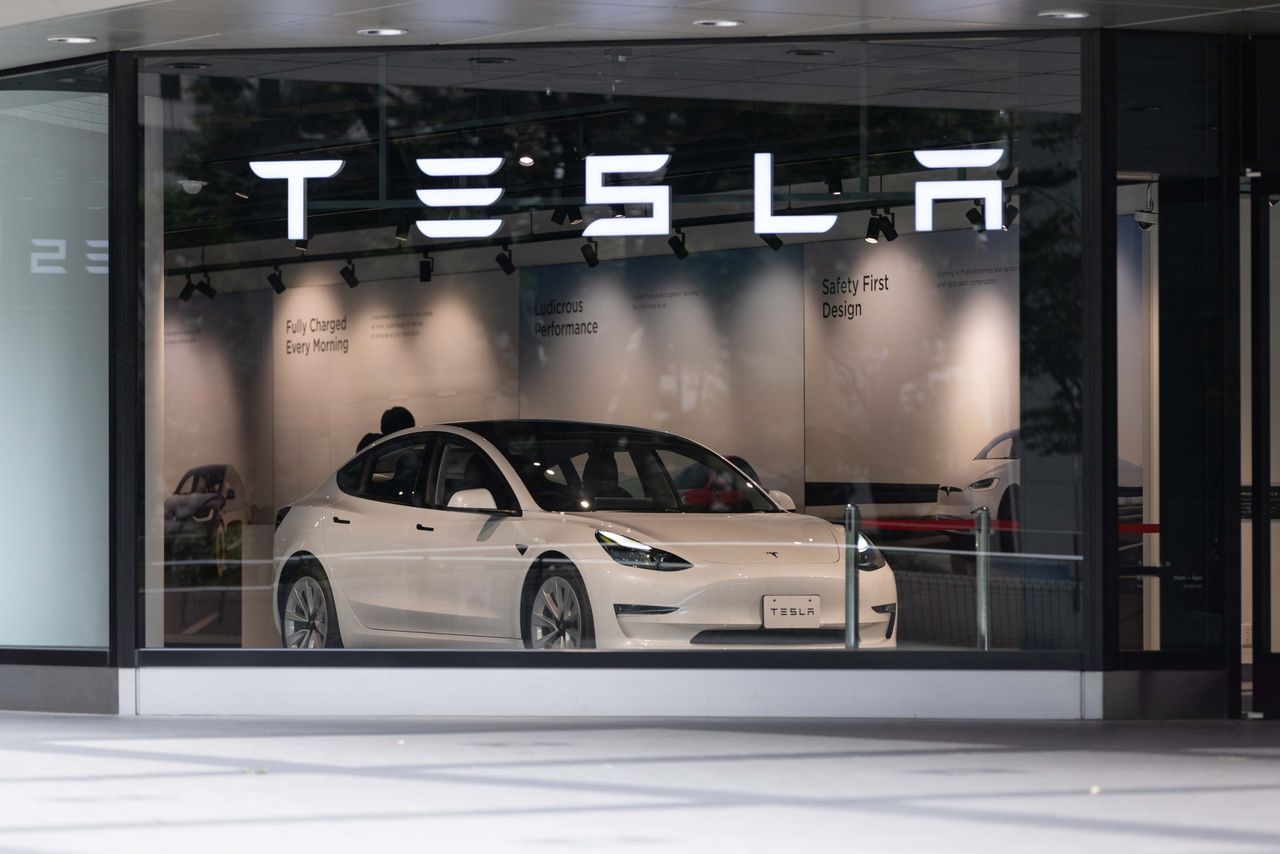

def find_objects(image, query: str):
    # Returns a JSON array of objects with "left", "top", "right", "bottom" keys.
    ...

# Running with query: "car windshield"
[
  {"left": 175, "top": 471, "right": 222, "bottom": 495},
  {"left": 975, "top": 431, "right": 1018, "bottom": 461},
  {"left": 465, "top": 422, "right": 778, "bottom": 514}
]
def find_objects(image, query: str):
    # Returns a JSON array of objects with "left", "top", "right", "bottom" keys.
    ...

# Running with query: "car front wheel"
[{"left": 526, "top": 567, "right": 595, "bottom": 650}]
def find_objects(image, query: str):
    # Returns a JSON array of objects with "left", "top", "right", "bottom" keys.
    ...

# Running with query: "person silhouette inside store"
[{"left": 357, "top": 406, "right": 417, "bottom": 452}]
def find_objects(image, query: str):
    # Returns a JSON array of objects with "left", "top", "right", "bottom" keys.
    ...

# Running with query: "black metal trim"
[
  {"left": 0, "top": 649, "right": 112, "bottom": 667},
  {"left": 136, "top": 648, "right": 1084, "bottom": 670},
  {"left": 127, "top": 30, "right": 1085, "bottom": 63},
  {"left": 108, "top": 51, "right": 142, "bottom": 669},
  {"left": 1221, "top": 36, "right": 1244, "bottom": 719},
  {"left": 1081, "top": 30, "right": 1118, "bottom": 672},
  {"left": 0, "top": 51, "right": 111, "bottom": 80}
]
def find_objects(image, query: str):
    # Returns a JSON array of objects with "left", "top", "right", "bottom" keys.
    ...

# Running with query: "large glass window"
[
  {"left": 140, "top": 37, "right": 1085, "bottom": 655},
  {"left": 0, "top": 62, "right": 109, "bottom": 648}
]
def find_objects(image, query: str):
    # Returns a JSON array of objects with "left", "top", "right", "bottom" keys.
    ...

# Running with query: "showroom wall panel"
[{"left": 0, "top": 66, "right": 109, "bottom": 647}]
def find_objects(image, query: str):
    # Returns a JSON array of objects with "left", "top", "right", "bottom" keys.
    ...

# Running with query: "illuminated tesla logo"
[
  {"left": 249, "top": 148, "right": 1004, "bottom": 241},
  {"left": 912, "top": 149, "right": 1004, "bottom": 232}
]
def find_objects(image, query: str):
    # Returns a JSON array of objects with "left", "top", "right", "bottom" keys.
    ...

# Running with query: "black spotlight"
[
  {"left": 294, "top": 238, "right": 309, "bottom": 253},
  {"left": 668, "top": 228, "right": 689, "bottom": 260},
  {"left": 267, "top": 265, "right": 285, "bottom": 294},
  {"left": 340, "top": 259, "right": 360, "bottom": 288},
  {"left": 825, "top": 163, "right": 843, "bottom": 196},
  {"left": 864, "top": 211, "right": 882, "bottom": 244},
  {"left": 1002, "top": 203, "right": 1019, "bottom": 231},
  {"left": 419, "top": 253, "right": 434, "bottom": 282},
  {"left": 495, "top": 245, "right": 516, "bottom": 275},
  {"left": 394, "top": 213, "right": 411, "bottom": 242},
  {"left": 879, "top": 210, "right": 898, "bottom": 242},
  {"left": 195, "top": 273, "right": 216, "bottom": 299},
  {"left": 761, "top": 233, "right": 784, "bottom": 251},
  {"left": 178, "top": 273, "right": 196, "bottom": 302},
  {"left": 610, "top": 204, "right": 626, "bottom": 218},
  {"left": 551, "top": 205, "right": 569, "bottom": 225},
  {"left": 965, "top": 200, "right": 986, "bottom": 233},
  {"left": 581, "top": 239, "right": 600, "bottom": 268}
]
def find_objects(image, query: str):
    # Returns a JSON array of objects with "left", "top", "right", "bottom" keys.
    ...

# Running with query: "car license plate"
[{"left": 762, "top": 595, "right": 820, "bottom": 629}]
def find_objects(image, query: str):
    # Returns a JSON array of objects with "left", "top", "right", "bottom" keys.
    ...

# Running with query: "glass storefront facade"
[
  {"left": 137, "top": 37, "right": 1085, "bottom": 655},
  {"left": 0, "top": 29, "right": 1255, "bottom": 716}
]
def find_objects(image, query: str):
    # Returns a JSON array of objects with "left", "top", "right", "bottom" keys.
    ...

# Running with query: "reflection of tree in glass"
[{"left": 1016, "top": 113, "right": 1084, "bottom": 457}]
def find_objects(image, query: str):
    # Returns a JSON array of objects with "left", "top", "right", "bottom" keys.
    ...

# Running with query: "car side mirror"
[
  {"left": 225, "top": 489, "right": 236, "bottom": 501},
  {"left": 448, "top": 488, "right": 497, "bottom": 511},
  {"left": 768, "top": 489, "right": 795, "bottom": 511}
]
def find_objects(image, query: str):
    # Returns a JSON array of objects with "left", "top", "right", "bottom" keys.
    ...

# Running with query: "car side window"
[
  {"left": 336, "top": 455, "right": 366, "bottom": 495},
  {"left": 226, "top": 470, "right": 245, "bottom": 501},
  {"left": 429, "top": 438, "right": 517, "bottom": 512},
  {"left": 336, "top": 437, "right": 429, "bottom": 505},
  {"left": 363, "top": 440, "right": 429, "bottom": 506}
]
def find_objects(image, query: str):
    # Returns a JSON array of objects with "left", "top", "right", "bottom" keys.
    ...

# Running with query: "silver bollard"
[
  {"left": 845, "top": 503, "right": 860, "bottom": 649},
  {"left": 974, "top": 505, "right": 991, "bottom": 651}
]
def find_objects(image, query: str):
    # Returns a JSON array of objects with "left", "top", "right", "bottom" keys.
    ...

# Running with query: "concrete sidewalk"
[{"left": 0, "top": 713, "right": 1277, "bottom": 852}]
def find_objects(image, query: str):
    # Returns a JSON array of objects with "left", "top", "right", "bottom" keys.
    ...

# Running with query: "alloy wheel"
[
  {"left": 283, "top": 576, "right": 329, "bottom": 649},
  {"left": 530, "top": 575, "right": 583, "bottom": 649}
]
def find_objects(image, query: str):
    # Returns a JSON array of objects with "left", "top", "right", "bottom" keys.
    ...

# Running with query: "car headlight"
[
  {"left": 191, "top": 504, "right": 217, "bottom": 522},
  {"left": 855, "top": 533, "right": 886, "bottom": 571},
  {"left": 969, "top": 477, "right": 999, "bottom": 491},
  {"left": 595, "top": 530, "right": 692, "bottom": 572}
]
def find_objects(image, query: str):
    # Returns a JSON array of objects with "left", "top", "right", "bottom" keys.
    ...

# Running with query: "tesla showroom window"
[{"left": 140, "top": 36, "right": 1086, "bottom": 655}]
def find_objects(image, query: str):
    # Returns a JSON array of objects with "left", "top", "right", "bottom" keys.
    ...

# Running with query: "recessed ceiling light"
[
  {"left": 692, "top": 19, "right": 743, "bottom": 28},
  {"left": 167, "top": 61, "right": 212, "bottom": 71},
  {"left": 1037, "top": 9, "right": 1090, "bottom": 19},
  {"left": 47, "top": 35, "right": 97, "bottom": 45},
  {"left": 469, "top": 56, "right": 515, "bottom": 65},
  {"left": 357, "top": 27, "right": 408, "bottom": 36},
  {"left": 787, "top": 48, "right": 834, "bottom": 57},
  {"left": 517, "top": 155, "right": 535, "bottom": 167}
]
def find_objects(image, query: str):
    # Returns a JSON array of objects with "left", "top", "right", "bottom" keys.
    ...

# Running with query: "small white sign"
[{"left": 762, "top": 595, "right": 820, "bottom": 629}]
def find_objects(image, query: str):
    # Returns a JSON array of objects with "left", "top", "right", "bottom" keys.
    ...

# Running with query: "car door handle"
[
  {"left": 333, "top": 516, "right": 351, "bottom": 525},
  {"left": 416, "top": 524, "right": 434, "bottom": 532}
]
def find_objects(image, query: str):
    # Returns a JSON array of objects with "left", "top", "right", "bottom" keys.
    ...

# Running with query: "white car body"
[{"left": 273, "top": 421, "right": 897, "bottom": 649}]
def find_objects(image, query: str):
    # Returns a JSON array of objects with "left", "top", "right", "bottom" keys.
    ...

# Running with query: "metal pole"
[
  {"left": 845, "top": 503, "right": 860, "bottom": 649},
  {"left": 974, "top": 506, "right": 991, "bottom": 650}
]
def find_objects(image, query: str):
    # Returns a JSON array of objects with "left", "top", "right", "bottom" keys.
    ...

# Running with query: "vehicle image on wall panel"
[
  {"left": 936, "top": 429, "right": 1143, "bottom": 554},
  {"left": 164, "top": 464, "right": 248, "bottom": 577},
  {"left": 273, "top": 420, "right": 897, "bottom": 650}
]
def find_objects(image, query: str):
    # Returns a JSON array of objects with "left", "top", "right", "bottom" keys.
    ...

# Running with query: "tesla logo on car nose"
[{"left": 766, "top": 551, "right": 780, "bottom": 558}]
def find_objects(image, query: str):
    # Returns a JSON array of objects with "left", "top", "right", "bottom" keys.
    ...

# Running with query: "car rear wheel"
[
  {"left": 281, "top": 569, "right": 344, "bottom": 649},
  {"left": 526, "top": 567, "right": 595, "bottom": 650}
]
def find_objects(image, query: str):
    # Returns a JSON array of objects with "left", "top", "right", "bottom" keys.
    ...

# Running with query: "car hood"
[
  {"left": 164, "top": 493, "right": 219, "bottom": 520},
  {"left": 584, "top": 511, "right": 842, "bottom": 565}
]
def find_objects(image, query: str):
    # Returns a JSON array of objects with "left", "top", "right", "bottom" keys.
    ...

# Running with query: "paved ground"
[{"left": 0, "top": 714, "right": 1277, "bottom": 852}]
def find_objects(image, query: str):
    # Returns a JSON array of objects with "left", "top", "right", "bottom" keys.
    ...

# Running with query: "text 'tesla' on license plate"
[{"left": 762, "top": 595, "right": 820, "bottom": 629}]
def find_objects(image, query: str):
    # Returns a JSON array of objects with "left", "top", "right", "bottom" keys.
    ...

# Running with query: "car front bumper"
[{"left": 583, "top": 558, "right": 898, "bottom": 649}]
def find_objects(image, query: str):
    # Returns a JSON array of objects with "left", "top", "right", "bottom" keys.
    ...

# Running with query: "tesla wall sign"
[{"left": 249, "top": 149, "right": 1006, "bottom": 241}]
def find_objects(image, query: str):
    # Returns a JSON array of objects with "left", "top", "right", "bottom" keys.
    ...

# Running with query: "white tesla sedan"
[{"left": 273, "top": 420, "right": 897, "bottom": 650}]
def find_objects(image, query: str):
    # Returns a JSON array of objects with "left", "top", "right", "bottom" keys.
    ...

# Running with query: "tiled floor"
[{"left": 0, "top": 714, "right": 1277, "bottom": 852}]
